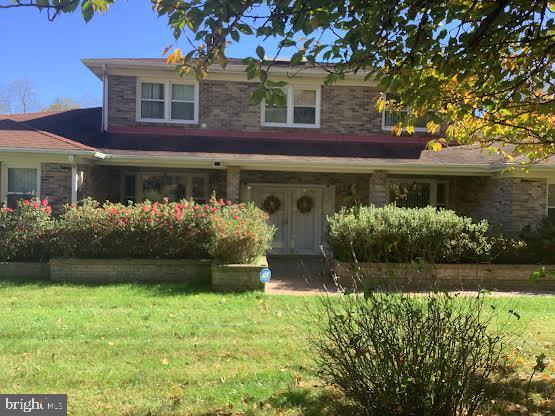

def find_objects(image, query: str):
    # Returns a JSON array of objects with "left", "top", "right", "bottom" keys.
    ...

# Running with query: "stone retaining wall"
[{"left": 334, "top": 262, "right": 555, "bottom": 290}]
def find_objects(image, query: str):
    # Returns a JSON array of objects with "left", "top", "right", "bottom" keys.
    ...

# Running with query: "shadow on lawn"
[
  {"left": 0, "top": 277, "right": 214, "bottom": 296},
  {"left": 489, "top": 371, "right": 555, "bottom": 415},
  {"left": 190, "top": 387, "right": 355, "bottom": 416}
]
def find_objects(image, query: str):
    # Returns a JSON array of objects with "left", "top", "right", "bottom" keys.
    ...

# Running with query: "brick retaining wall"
[
  {"left": 334, "top": 262, "right": 555, "bottom": 291},
  {"left": 50, "top": 258, "right": 212, "bottom": 283},
  {"left": 0, "top": 262, "right": 50, "bottom": 280}
]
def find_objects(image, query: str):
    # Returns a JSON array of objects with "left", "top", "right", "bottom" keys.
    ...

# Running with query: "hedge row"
[
  {"left": 326, "top": 205, "right": 543, "bottom": 264},
  {"left": 0, "top": 197, "right": 275, "bottom": 264}
]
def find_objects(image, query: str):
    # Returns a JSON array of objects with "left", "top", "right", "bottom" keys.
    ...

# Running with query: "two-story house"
[{"left": 1, "top": 58, "right": 554, "bottom": 254}]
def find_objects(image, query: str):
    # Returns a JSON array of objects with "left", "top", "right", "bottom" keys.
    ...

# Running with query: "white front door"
[{"left": 251, "top": 185, "right": 324, "bottom": 255}]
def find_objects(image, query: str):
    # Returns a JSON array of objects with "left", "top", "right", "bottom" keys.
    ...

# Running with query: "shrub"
[
  {"left": 309, "top": 291, "right": 511, "bottom": 416},
  {"left": 0, "top": 199, "right": 54, "bottom": 262},
  {"left": 504, "top": 216, "right": 555, "bottom": 264},
  {"left": 208, "top": 202, "right": 274, "bottom": 264},
  {"left": 327, "top": 205, "right": 496, "bottom": 263},
  {"left": 52, "top": 196, "right": 274, "bottom": 263}
]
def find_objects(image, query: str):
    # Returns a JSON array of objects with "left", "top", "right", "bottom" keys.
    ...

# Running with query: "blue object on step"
[{"left": 260, "top": 268, "right": 272, "bottom": 284}]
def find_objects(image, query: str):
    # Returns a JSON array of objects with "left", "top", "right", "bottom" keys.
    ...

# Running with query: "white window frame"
[
  {"left": 136, "top": 78, "right": 199, "bottom": 124},
  {"left": 387, "top": 178, "right": 449, "bottom": 208},
  {"left": 0, "top": 161, "right": 41, "bottom": 207},
  {"left": 547, "top": 180, "right": 555, "bottom": 217},
  {"left": 121, "top": 172, "right": 209, "bottom": 203},
  {"left": 261, "top": 85, "right": 321, "bottom": 128},
  {"left": 381, "top": 93, "right": 429, "bottom": 133}
]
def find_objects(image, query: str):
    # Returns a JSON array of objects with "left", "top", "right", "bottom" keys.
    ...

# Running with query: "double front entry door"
[{"left": 250, "top": 185, "right": 324, "bottom": 255}]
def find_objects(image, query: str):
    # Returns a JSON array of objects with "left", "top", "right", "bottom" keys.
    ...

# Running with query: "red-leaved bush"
[
  {"left": 51, "top": 196, "right": 274, "bottom": 263},
  {"left": 0, "top": 199, "right": 54, "bottom": 262}
]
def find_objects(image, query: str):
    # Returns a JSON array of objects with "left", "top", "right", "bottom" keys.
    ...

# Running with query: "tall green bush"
[{"left": 327, "top": 205, "right": 494, "bottom": 263}]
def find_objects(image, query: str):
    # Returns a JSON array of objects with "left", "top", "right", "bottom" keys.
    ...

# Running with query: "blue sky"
[{"left": 0, "top": 2, "right": 275, "bottom": 110}]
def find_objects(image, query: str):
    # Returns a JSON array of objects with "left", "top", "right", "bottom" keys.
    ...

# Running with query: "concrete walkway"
[
  {"left": 266, "top": 256, "right": 340, "bottom": 295},
  {"left": 265, "top": 256, "right": 555, "bottom": 296}
]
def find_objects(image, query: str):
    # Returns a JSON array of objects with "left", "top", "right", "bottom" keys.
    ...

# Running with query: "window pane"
[
  {"left": 192, "top": 177, "right": 206, "bottom": 202},
  {"left": 549, "top": 208, "right": 555, "bottom": 219},
  {"left": 8, "top": 168, "right": 36, "bottom": 193},
  {"left": 142, "top": 175, "right": 187, "bottom": 202},
  {"left": 124, "top": 175, "right": 136, "bottom": 198},
  {"left": 437, "top": 183, "right": 447, "bottom": 206},
  {"left": 390, "top": 182, "right": 431, "bottom": 208},
  {"left": 171, "top": 102, "right": 195, "bottom": 120},
  {"left": 141, "top": 83, "right": 164, "bottom": 100},
  {"left": 384, "top": 111, "right": 404, "bottom": 127},
  {"left": 293, "top": 106, "right": 316, "bottom": 124},
  {"left": 548, "top": 184, "right": 555, "bottom": 207},
  {"left": 141, "top": 101, "right": 165, "bottom": 119},
  {"left": 294, "top": 89, "right": 316, "bottom": 106},
  {"left": 265, "top": 105, "right": 287, "bottom": 123},
  {"left": 172, "top": 84, "right": 195, "bottom": 101}
]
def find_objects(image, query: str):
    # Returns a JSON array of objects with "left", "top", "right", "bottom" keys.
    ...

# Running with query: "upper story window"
[
  {"left": 137, "top": 79, "right": 198, "bottom": 124},
  {"left": 262, "top": 86, "right": 320, "bottom": 128},
  {"left": 382, "top": 93, "right": 434, "bottom": 133}
]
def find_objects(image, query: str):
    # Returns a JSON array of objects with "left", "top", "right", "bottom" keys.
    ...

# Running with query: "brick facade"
[
  {"left": 39, "top": 162, "right": 547, "bottom": 237},
  {"left": 107, "top": 75, "right": 383, "bottom": 135},
  {"left": 368, "top": 171, "right": 388, "bottom": 207},
  {"left": 40, "top": 163, "right": 72, "bottom": 211},
  {"left": 226, "top": 166, "right": 241, "bottom": 202},
  {"left": 449, "top": 175, "right": 547, "bottom": 234}
]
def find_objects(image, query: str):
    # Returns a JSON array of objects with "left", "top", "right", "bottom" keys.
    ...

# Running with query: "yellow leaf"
[
  {"left": 427, "top": 121, "right": 440, "bottom": 135},
  {"left": 167, "top": 48, "right": 183, "bottom": 65},
  {"left": 161, "top": 355, "right": 169, "bottom": 365},
  {"left": 376, "top": 97, "right": 385, "bottom": 112}
]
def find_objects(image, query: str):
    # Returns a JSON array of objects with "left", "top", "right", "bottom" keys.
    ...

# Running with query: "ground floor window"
[
  {"left": 389, "top": 179, "right": 448, "bottom": 208},
  {"left": 7, "top": 167, "right": 38, "bottom": 209},
  {"left": 548, "top": 183, "right": 555, "bottom": 219},
  {"left": 122, "top": 173, "right": 208, "bottom": 203}
]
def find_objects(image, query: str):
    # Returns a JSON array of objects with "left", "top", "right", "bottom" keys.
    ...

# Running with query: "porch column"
[
  {"left": 71, "top": 164, "right": 79, "bottom": 205},
  {"left": 369, "top": 171, "right": 387, "bottom": 207},
  {"left": 226, "top": 165, "right": 241, "bottom": 202}
]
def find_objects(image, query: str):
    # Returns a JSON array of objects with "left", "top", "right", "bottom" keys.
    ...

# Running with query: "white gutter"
[
  {"left": 0, "top": 148, "right": 106, "bottom": 158},
  {"left": 100, "top": 152, "right": 505, "bottom": 173}
]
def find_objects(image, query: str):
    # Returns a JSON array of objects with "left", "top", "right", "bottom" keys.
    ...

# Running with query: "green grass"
[{"left": 0, "top": 281, "right": 553, "bottom": 415}]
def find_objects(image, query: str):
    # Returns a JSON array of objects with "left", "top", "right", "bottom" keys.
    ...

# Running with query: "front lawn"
[{"left": 0, "top": 281, "right": 553, "bottom": 415}]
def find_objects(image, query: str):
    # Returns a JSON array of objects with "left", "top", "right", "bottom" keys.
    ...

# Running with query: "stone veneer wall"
[
  {"left": 449, "top": 175, "right": 547, "bottom": 235},
  {"left": 40, "top": 163, "right": 72, "bottom": 211},
  {"left": 107, "top": 75, "right": 383, "bottom": 135}
]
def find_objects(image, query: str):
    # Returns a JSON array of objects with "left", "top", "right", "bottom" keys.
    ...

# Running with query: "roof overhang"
[{"left": 81, "top": 58, "right": 376, "bottom": 84}]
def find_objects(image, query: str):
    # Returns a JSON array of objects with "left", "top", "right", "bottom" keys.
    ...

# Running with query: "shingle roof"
[
  {"left": 2, "top": 108, "right": 553, "bottom": 170},
  {"left": 0, "top": 116, "right": 96, "bottom": 152}
]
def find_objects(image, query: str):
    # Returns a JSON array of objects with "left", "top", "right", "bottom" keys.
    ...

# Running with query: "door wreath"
[
  {"left": 296, "top": 195, "right": 314, "bottom": 213},
  {"left": 263, "top": 195, "right": 281, "bottom": 214}
]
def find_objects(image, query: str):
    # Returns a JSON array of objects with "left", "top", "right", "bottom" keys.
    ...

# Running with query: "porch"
[{"left": 73, "top": 163, "right": 551, "bottom": 252}]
